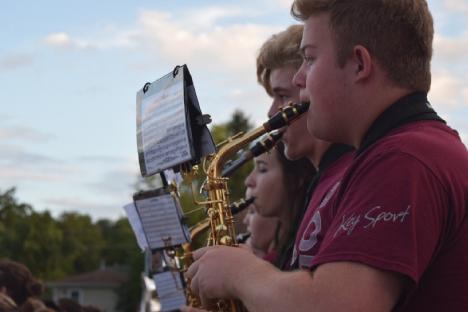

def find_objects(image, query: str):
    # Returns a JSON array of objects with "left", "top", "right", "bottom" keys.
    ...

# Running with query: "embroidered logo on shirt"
[{"left": 334, "top": 205, "right": 412, "bottom": 238}]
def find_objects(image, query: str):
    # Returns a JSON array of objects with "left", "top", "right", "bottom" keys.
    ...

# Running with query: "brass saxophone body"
[{"left": 186, "top": 102, "right": 310, "bottom": 311}]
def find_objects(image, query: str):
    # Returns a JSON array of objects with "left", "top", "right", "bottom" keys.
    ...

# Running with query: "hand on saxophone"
[{"left": 184, "top": 245, "right": 262, "bottom": 308}]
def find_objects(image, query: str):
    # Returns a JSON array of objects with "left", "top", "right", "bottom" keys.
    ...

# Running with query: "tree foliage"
[{"left": 0, "top": 188, "right": 142, "bottom": 312}]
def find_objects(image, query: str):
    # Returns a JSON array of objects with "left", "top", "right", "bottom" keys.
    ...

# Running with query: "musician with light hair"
[
  {"left": 184, "top": 0, "right": 468, "bottom": 311},
  {"left": 256, "top": 24, "right": 353, "bottom": 271}
]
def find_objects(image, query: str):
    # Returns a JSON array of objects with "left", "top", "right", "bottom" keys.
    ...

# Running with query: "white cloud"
[
  {"left": 42, "top": 196, "right": 126, "bottom": 220},
  {"left": 0, "top": 144, "right": 57, "bottom": 165},
  {"left": 0, "top": 126, "right": 53, "bottom": 142},
  {"left": 137, "top": 10, "right": 276, "bottom": 73},
  {"left": 86, "top": 166, "right": 138, "bottom": 196},
  {"left": 276, "top": 0, "right": 294, "bottom": 9},
  {"left": 443, "top": 0, "right": 468, "bottom": 14},
  {"left": 129, "top": 8, "right": 283, "bottom": 125},
  {"left": 43, "top": 32, "right": 72, "bottom": 47},
  {"left": 42, "top": 30, "right": 139, "bottom": 50},
  {"left": 0, "top": 53, "right": 34, "bottom": 71},
  {"left": 463, "top": 88, "right": 468, "bottom": 104},
  {"left": 178, "top": 6, "right": 245, "bottom": 30},
  {"left": 433, "top": 33, "right": 468, "bottom": 63},
  {"left": 77, "top": 155, "right": 132, "bottom": 164},
  {"left": 0, "top": 166, "right": 65, "bottom": 182},
  {"left": 429, "top": 72, "right": 467, "bottom": 107}
]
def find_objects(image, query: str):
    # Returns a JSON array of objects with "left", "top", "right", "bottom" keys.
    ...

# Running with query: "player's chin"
[{"left": 284, "top": 146, "right": 300, "bottom": 161}]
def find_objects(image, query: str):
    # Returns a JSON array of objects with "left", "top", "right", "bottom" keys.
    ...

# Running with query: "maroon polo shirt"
[{"left": 312, "top": 119, "right": 468, "bottom": 311}]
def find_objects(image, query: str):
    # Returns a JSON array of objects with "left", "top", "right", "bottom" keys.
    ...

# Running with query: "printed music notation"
[
  {"left": 153, "top": 270, "right": 187, "bottom": 311},
  {"left": 134, "top": 193, "right": 189, "bottom": 249},
  {"left": 138, "top": 76, "right": 192, "bottom": 175}
]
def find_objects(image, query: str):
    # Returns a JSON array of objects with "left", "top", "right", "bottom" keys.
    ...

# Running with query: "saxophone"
[{"left": 184, "top": 101, "right": 310, "bottom": 311}]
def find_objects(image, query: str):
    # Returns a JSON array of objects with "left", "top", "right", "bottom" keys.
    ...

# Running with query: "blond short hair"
[{"left": 256, "top": 25, "right": 304, "bottom": 96}]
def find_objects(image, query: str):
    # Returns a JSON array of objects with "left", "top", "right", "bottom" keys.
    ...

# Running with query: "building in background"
[{"left": 48, "top": 266, "right": 129, "bottom": 312}]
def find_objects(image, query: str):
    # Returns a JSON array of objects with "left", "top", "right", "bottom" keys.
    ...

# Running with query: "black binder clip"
[
  {"left": 172, "top": 65, "right": 181, "bottom": 78},
  {"left": 142, "top": 82, "right": 151, "bottom": 94},
  {"left": 195, "top": 114, "right": 212, "bottom": 126}
]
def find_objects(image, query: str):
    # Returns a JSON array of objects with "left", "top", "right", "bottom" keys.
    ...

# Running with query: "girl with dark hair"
[{"left": 244, "top": 141, "right": 315, "bottom": 266}]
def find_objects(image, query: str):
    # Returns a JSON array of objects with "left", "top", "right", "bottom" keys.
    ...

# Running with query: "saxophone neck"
[
  {"left": 208, "top": 101, "right": 309, "bottom": 178},
  {"left": 209, "top": 126, "right": 267, "bottom": 178}
]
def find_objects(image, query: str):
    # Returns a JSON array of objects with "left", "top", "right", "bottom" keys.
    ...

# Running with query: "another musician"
[
  {"left": 244, "top": 142, "right": 314, "bottom": 265},
  {"left": 257, "top": 24, "right": 353, "bottom": 270},
  {"left": 241, "top": 200, "right": 280, "bottom": 260},
  {"left": 184, "top": 0, "right": 468, "bottom": 311}
]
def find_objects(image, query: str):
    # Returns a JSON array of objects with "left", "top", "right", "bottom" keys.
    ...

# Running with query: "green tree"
[
  {"left": 58, "top": 212, "right": 104, "bottom": 274},
  {"left": 0, "top": 187, "right": 144, "bottom": 311},
  {"left": 97, "top": 218, "right": 143, "bottom": 312},
  {"left": 212, "top": 110, "right": 254, "bottom": 202},
  {"left": 0, "top": 189, "right": 63, "bottom": 280},
  {"left": 226, "top": 109, "right": 254, "bottom": 137},
  {"left": 115, "top": 250, "right": 144, "bottom": 312},
  {"left": 0, "top": 188, "right": 33, "bottom": 263},
  {"left": 98, "top": 218, "right": 140, "bottom": 266},
  {"left": 21, "top": 211, "right": 64, "bottom": 279}
]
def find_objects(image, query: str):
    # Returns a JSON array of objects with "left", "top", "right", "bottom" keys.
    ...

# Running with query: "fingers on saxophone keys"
[
  {"left": 185, "top": 260, "right": 199, "bottom": 280},
  {"left": 191, "top": 274, "right": 200, "bottom": 300}
]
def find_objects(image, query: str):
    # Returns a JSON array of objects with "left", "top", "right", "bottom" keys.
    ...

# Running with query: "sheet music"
[
  {"left": 154, "top": 271, "right": 187, "bottom": 311},
  {"left": 135, "top": 193, "right": 188, "bottom": 249},
  {"left": 138, "top": 72, "right": 192, "bottom": 175},
  {"left": 123, "top": 203, "right": 148, "bottom": 251}
]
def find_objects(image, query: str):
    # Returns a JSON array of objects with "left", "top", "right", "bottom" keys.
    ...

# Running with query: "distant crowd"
[{"left": 0, "top": 259, "right": 101, "bottom": 312}]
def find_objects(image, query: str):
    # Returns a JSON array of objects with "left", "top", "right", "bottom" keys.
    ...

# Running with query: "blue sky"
[{"left": 0, "top": 0, "right": 467, "bottom": 220}]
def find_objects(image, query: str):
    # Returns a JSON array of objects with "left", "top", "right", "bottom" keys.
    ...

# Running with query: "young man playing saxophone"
[{"left": 184, "top": 0, "right": 468, "bottom": 311}]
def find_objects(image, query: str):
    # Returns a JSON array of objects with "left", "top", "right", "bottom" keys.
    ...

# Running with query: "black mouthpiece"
[
  {"left": 264, "top": 102, "right": 310, "bottom": 131},
  {"left": 230, "top": 197, "right": 255, "bottom": 215},
  {"left": 236, "top": 232, "right": 251, "bottom": 244},
  {"left": 250, "top": 131, "right": 283, "bottom": 157}
]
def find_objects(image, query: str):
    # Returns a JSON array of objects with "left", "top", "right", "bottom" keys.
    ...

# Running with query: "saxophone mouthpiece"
[
  {"left": 230, "top": 196, "right": 255, "bottom": 215},
  {"left": 236, "top": 231, "right": 251, "bottom": 244},
  {"left": 264, "top": 101, "right": 310, "bottom": 131}
]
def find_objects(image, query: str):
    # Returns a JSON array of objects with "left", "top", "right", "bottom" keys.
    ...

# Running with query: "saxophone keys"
[{"left": 219, "top": 235, "right": 233, "bottom": 246}]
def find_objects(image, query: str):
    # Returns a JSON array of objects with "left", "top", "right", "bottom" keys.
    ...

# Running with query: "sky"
[{"left": 0, "top": 0, "right": 467, "bottom": 220}]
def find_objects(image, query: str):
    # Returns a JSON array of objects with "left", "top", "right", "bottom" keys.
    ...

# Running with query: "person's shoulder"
[
  {"left": 391, "top": 121, "right": 463, "bottom": 149},
  {"left": 351, "top": 121, "right": 468, "bottom": 192},
  {"left": 367, "top": 121, "right": 466, "bottom": 164}
]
